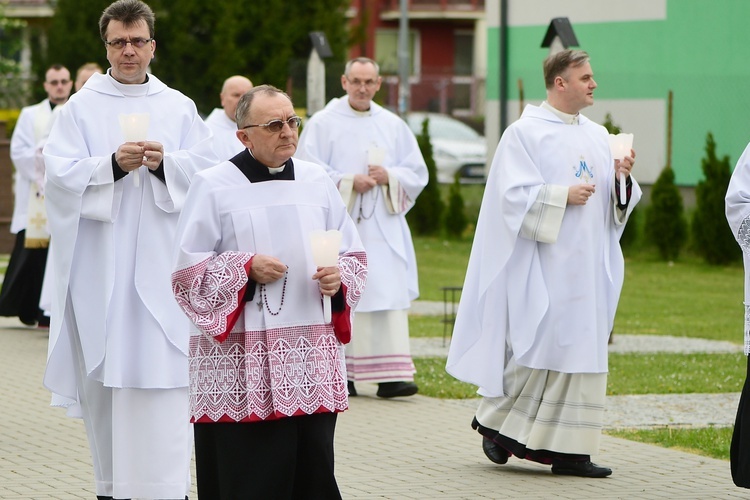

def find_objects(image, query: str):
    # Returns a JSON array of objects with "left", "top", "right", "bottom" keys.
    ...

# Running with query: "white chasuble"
[
  {"left": 726, "top": 143, "right": 750, "bottom": 354},
  {"left": 24, "top": 102, "right": 57, "bottom": 248},
  {"left": 447, "top": 104, "right": 641, "bottom": 397},
  {"left": 42, "top": 71, "right": 218, "bottom": 407},
  {"left": 296, "top": 97, "right": 428, "bottom": 312},
  {"left": 172, "top": 160, "right": 367, "bottom": 422},
  {"left": 204, "top": 108, "right": 244, "bottom": 161},
  {"left": 9, "top": 99, "right": 53, "bottom": 237}
]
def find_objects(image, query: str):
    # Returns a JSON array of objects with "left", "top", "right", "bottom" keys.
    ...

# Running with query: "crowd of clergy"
[{"left": 20, "top": 0, "right": 750, "bottom": 496}]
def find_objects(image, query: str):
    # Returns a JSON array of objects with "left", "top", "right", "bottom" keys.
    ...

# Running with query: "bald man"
[
  {"left": 204, "top": 75, "right": 253, "bottom": 160},
  {"left": 74, "top": 62, "right": 103, "bottom": 92}
]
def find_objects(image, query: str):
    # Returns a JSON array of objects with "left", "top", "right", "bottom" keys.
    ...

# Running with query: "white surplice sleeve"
[
  {"left": 171, "top": 173, "right": 252, "bottom": 342},
  {"left": 378, "top": 118, "right": 428, "bottom": 214},
  {"left": 726, "top": 143, "right": 750, "bottom": 354},
  {"left": 519, "top": 184, "right": 568, "bottom": 243}
]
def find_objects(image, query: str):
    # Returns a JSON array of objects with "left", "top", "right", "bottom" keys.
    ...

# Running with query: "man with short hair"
[
  {"left": 204, "top": 75, "right": 253, "bottom": 160},
  {"left": 447, "top": 49, "right": 640, "bottom": 478},
  {"left": 297, "top": 57, "right": 428, "bottom": 398},
  {"left": 172, "top": 84, "right": 367, "bottom": 498},
  {"left": 0, "top": 64, "right": 72, "bottom": 327},
  {"left": 42, "top": 1, "right": 217, "bottom": 498}
]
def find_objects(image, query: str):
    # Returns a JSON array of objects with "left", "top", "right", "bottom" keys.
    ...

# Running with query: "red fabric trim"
[
  {"left": 332, "top": 283, "right": 351, "bottom": 344},
  {"left": 214, "top": 258, "right": 252, "bottom": 343}
]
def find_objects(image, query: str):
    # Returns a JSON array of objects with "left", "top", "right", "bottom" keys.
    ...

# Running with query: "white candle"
[
  {"left": 368, "top": 146, "right": 385, "bottom": 167},
  {"left": 309, "top": 230, "right": 343, "bottom": 323},
  {"left": 608, "top": 133, "right": 634, "bottom": 205},
  {"left": 119, "top": 113, "right": 150, "bottom": 187}
]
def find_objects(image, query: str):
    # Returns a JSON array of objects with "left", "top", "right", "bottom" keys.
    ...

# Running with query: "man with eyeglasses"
[
  {"left": 171, "top": 84, "right": 367, "bottom": 498},
  {"left": 42, "top": 1, "right": 217, "bottom": 499},
  {"left": 0, "top": 64, "right": 72, "bottom": 328},
  {"left": 204, "top": 75, "right": 254, "bottom": 160},
  {"left": 297, "top": 56, "right": 428, "bottom": 399}
]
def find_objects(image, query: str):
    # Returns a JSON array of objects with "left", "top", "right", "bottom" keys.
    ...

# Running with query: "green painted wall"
[{"left": 490, "top": 0, "right": 750, "bottom": 184}]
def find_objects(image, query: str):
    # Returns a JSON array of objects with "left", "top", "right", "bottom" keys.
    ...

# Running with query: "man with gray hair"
[
  {"left": 297, "top": 57, "right": 428, "bottom": 399},
  {"left": 43, "top": 0, "right": 217, "bottom": 497},
  {"left": 447, "top": 49, "right": 640, "bottom": 478},
  {"left": 172, "top": 84, "right": 366, "bottom": 498}
]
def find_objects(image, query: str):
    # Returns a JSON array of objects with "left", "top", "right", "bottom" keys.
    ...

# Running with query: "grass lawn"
[
  {"left": 408, "top": 192, "right": 746, "bottom": 461},
  {"left": 605, "top": 427, "right": 734, "bottom": 461},
  {"left": 414, "top": 351, "right": 747, "bottom": 398}
]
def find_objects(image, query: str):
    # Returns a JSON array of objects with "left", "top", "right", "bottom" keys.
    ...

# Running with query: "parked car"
[{"left": 405, "top": 112, "right": 487, "bottom": 183}]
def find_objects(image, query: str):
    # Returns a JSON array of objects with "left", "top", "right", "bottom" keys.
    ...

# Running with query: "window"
[{"left": 374, "top": 29, "right": 420, "bottom": 76}]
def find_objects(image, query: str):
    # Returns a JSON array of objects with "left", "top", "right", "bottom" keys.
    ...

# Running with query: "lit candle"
[
  {"left": 608, "top": 133, "right": 634, "bottom": 205},
  {"left": 309, "top": 229, "right": 343, "bottom": 323},
  {"left": 368, "top": 146, "right": 385, "bottom": 167},
  {"left": 118, "top": 113, "right": 150, "bottom": 187}
]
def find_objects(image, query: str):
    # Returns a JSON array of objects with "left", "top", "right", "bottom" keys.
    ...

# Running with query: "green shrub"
[
  {"left": 646, "top": 166, "right": 688, "bottom": 260},
  {"left": 444, "top": 175, "right": 468, "bottom": 238},
  {"left": 0, "top": 109, "right": 20, "bottom": 138},
  {"left": 692, "top": 133, "right": 741, "bottom": 264},
  {"left": 406, "top": 117, "right": 444, "bottom": 235}
]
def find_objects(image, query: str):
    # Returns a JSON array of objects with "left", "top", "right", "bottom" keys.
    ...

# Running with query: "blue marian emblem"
[{"left": 573, "top": 156, "right": 594, "bottom": 183}]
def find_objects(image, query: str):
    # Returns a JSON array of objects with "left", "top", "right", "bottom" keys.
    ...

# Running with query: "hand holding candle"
[
  {"left": 119, "top": 113, "right": 150, "bottom": 187},
  {"left": 608, "top": 133, "right": 634, "bottom": 205},
  {"left": 309, "top": 229, "right": 343, "bottom": 323}
]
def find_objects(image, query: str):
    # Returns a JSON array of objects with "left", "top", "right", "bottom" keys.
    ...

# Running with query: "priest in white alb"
[
  {"left": 0, "top": 64, "right": 72, "bottom": 327},
  {"left": 171, "top": 85, "right": 367, "bottom": 498},
  {"left": 204, "top": 75, "right": 253, "bottom": 161},
  {"left": 41, "top": 1, "right": 218, "bottom": 498},
  {"left": 446, "top": 49, "right": 640, "bottom": 478},
  {"left": 725, "top": 140, "right": 750, "bottom": 488},
  {"left": 297, "top": 57, "right": 428, "bottom": 399}
]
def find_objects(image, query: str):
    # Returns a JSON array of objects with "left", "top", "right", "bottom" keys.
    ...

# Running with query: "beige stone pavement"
[{"left": 1, "top": 318, "right": 749, "bottom": 499}]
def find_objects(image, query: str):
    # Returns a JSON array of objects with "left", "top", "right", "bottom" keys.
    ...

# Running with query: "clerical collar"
[
  {"left": 230, "top": 149, "right": 295, "bottom": 183},
  {"left": 348, "top": 101, "right": 371, "bottom": 117},
  {"left": 107, "top": 69, "right": 150, "bottom": 97},
  {"left": 541, "top": 101, "right": 579, "bottom": 125}
]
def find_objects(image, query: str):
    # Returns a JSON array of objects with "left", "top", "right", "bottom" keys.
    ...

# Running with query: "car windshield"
[{"left": 408, "top": 114, "right": 481, "bottom": 141}]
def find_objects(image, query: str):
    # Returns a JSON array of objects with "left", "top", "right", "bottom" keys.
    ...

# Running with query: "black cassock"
[{"left": 731, "top": 354, "right": 750, "bottom": 487}]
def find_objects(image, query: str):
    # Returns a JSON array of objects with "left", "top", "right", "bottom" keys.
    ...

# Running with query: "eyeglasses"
[
  {"left": 242, "top": 116, "right": 301, "bottom": 133},
  {"left": 346, "top": 78, "right": 379, "bottom": 89},
  {"left": 104, "top": 37, "right": 153, "bottom": 49},
  {"left": 47, "top": 79, "right": 70, "bottom": 86}
]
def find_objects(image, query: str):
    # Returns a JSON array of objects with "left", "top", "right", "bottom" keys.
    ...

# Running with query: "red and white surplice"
[{"left": 172, "top": 158, "right": 367, "bottom": 423}]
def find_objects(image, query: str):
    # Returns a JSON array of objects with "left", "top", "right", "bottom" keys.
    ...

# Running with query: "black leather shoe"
[
  {"left": 347, "top": 380, "right": 357, "bottom": 397},
  {"left": 376, "top": 381, "right": 418, "bottom": 398},
  {"left": 551, "top": 460, "right": 612, "bottom": 478},
  {"left": 482, "top": 437, "right": 508, "bottom": 465}
]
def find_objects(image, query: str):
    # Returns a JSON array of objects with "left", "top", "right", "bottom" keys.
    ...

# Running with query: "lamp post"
[{"left": 397, "top": 0, "right": 410, "bottom": 116}]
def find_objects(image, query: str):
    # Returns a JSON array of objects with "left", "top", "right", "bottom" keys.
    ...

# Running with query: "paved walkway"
[{"left": 0, "top": 308, "right": 748, "bottom": 498}]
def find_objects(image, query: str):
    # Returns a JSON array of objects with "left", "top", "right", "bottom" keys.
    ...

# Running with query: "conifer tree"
[
  {"left": 646, "top": 166, "right": 687, "bottom": 260},
  {"left": 692, "top": 133, "right": 741, "bottom": 264},
  {"left": 406, "top": 117, "right": 444, "bottom": 235},
  {"left": 444, "top": 174, "right": 467, "bottom": 238}
]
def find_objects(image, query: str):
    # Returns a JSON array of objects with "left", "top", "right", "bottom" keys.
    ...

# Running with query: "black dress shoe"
[
  {"left": 481, "top": 437, "right": 508, "bottom": 465},
  {"left": 347, "top": 380, "right": 357, "bottom": 397},
  {"left": 551, "top": 460, "right": 612, "bottom": 478},
  {"left": 376, "top": 381, "right": 418, "bottom": 398}
]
